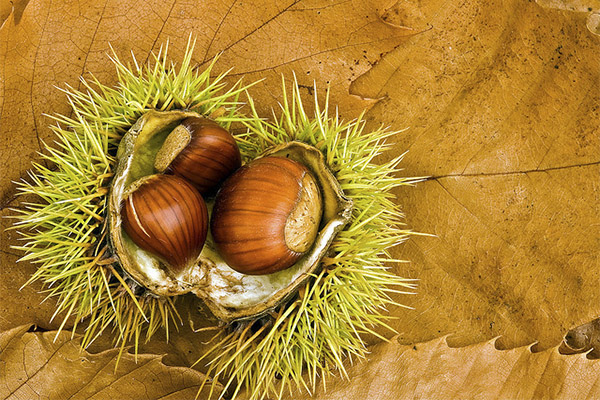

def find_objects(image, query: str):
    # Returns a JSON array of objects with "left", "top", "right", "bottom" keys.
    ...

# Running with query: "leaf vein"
[
  {"left": 5, "top": 335, "right": 72, "bottom": 399},
  {"left": 428, "top": 160, "right": 600, "bottom": 180}
]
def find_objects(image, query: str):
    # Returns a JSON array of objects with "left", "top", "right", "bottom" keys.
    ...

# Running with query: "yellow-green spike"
[{"left": 13, "top": 36, "right": 254, "bottom": 360}]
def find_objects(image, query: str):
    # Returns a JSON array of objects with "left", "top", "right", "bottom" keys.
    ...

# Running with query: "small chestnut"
[
  {"left": 210, "top": 156, "right": 322, "bottom": 275},
  {"left": 120, "top": 174, "right": 208, "bottom": 274},
  {"left": 154, "top": 116, "right": 241, "bottom": 194}
]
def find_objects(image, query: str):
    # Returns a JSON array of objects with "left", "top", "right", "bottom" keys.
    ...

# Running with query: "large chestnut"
[
  {"left": 210, "top": 156, "right": 322, "bottom": 275},
  {"left": 154, "top": 116, "right": 241, "bottom": 194},
  {"left": 120, "top": 174, "right": 208, "bottom": 274}
]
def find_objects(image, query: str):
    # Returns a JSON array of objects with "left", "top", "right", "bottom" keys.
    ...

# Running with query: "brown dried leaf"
[
  {"left": 0, "top": 325, "right": 222, "bottom": 399},
  {"left": 560, "top": 318, "right": 600, "bottom": 358},
  {"left": 0, "top": 0, "right": 599, "bottom": 397},
  {"left": 351, "top": 0, "right": 600, "bottom": 351},
  {"left": 536, "top": 0, "right": 600, "bottom": 35},
  {"left": 278, "top": 335, "right": 600, "bottom": 400},
  {"left": 0, "top": 207, "right": 69, "bottom": 331}
]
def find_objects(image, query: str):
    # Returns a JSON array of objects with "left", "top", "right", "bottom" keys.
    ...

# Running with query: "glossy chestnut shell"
[
  {"left": 210, "top": 156, "right": 322, "bottom": 275},
  {"left": 154, "top": 116, "right": 241, "bottom": 194},
  {"left": 121, "top": 174, "right": 208, "bottom": 274},
  {"left": 109, "top": 110, "right": 352, "bottom": 319}
]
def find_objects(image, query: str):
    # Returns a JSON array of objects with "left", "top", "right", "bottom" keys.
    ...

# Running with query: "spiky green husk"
[
  {"left": 11, "top": 36, "right": 416, "bottom": 400},
  {"left": 11, "top": 38, "right": 251, "bottom": 353},
  {"left": 197, "top": 79, "right": 418, "bottom": 400}
]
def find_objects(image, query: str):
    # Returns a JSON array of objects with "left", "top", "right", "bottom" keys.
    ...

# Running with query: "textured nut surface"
[
  {"left": 210, "top": 156, "right": 323, "bottom": 275},
  {"left": 155, "top": 116, "right": 241, "bottom": 194},
  {"left": 111, "top": 114, "right": 351, "bottom": 320},
  {"left": 121, "top": 174, "right": 208, "bottom": 274}
]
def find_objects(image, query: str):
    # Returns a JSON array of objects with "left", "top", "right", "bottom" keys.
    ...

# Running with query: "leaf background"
[
  {"left": 0, "top": 0, "right": 599, "bottom": 398},
  {"left": 0, "top": 325, "right": 223, "bottom": 399}
]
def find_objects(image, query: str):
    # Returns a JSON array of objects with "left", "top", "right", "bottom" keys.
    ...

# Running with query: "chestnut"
[
  {"left": 210, "top": 156, "right": 322, "bottom": 275},
  {"left": 154, "top": 116, "right": 241, "bottom": 194},
  {"left": 120, "top": 174, "right": 208, "bottom": 274}
]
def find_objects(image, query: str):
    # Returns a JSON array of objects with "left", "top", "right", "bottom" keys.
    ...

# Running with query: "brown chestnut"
[
  {"left": 120, "top": 174, "right": 208, "bottom": 274},
  {"left": 210, "top": 156, "right": 322, "bottom": 275},
  {"left": 154, "top": 116, "right": 242, "bottom": 194}
]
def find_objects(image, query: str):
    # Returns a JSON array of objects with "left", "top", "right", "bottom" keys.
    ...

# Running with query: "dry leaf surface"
[
  {"left": 277, "top": 335, "right": 600, "bottom": 400},
  {"left": 0, "top": 325, "right": 222, "bottom": 399},
  {"left": 0, "top": 208, "right": 63, "bottom": 330},
  {"left": 561, "top": 318, "right": 600, "bottom": 359},
  {"left": 352, "top": 0, "right": 600, "bottom": 350},
  {"left": 0, "top": 0, "right": 599, "bottom": 398}
]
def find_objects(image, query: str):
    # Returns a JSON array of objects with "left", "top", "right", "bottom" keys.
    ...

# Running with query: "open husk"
[{"left": 109, "top": 110, "right": 353, "bottom": 322}]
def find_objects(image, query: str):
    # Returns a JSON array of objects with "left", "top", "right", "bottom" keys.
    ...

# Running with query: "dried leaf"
[
  {"left": 351, "top": 0, "right": 600, "bottom": 350},
  {"left": 0, "top": 209, "right": 65, "bottom": 331},
  {"left": 0, "top": 0, "right": 599, "bottom": 398},
  {"left": 536, "top": 0, "right": 600, "bottom": 35},
  {"left": 561, "top": 318, "right": 600, "bottom": 359},
  {"left": 0, "top": 325, "right": 222, "bottom": 399},
  {"left": 277, "top": 335, "right": 600, "bottom": 400}
]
